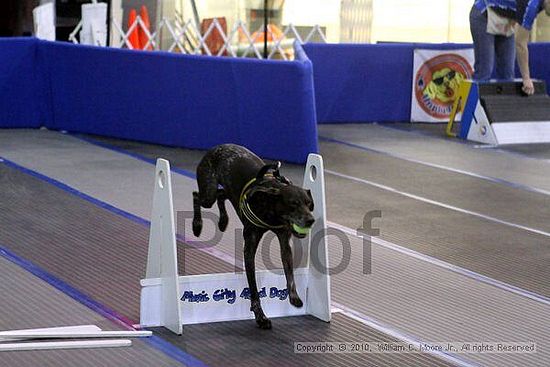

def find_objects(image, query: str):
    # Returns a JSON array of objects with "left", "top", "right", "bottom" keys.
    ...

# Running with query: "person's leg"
[
  {"left": 470, "top": 5, "right": 495, "bottom": 80},
  {"left": 494, "top": 34, "right": 516, "bottom": 80}
]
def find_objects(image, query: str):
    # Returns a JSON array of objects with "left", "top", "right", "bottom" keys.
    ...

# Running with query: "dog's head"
[
  {"left": 251, "top": 184, "right": 315, "bottom": 238},
  {"left": 249, "top": 164, "right": 315, "bottom": 238},
  {"left": 278, "top": 185, "right": 315, "bottom": 238}
]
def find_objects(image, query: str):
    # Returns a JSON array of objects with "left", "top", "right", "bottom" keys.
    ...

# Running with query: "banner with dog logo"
[{"left": 411, "top": 49, "right": 474, "bottom": 123}]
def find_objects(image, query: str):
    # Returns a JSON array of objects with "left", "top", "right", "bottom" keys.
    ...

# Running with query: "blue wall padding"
[
  {"left": 0, "top": 38, "right": 43, "bottom": 128},
  {"left": 523, "top": 43, "right": 550, "bottom": 90},
  {"left": 303, "top": 43, "right": 475, "bottom": 123},
  {"left": 41, "top": 42, "right": 318, "bottom": 163},
  {"left": 0, "top": 39, "right": 317, "bottom": 163},
  {"left": 305, "top": 42, "right": 550, "bottom": 124},
  {"left": 3, "top": 38, "right": 550, "bottom": 154},
  {"left": 304, "top": 43, "right": 412, "bottom": 123}
]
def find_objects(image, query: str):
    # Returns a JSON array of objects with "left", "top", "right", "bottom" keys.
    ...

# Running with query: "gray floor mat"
[
  {"left": 0, "top": 155, "right": 456, "bottom": 367},
  {"left": 156, "top": 313, "right": 457, "bottom": 367},
  {"left": 0, "top": 257, "right": 184, "bottom": 367},
  {"left": 319, "top": 123, "right": 550, "bottom": 192},
  {"left": 1, "top": 130, "right": 550, "bottom": 366}
]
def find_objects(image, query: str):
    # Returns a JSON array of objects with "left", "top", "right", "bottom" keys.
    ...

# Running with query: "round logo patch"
[{"left": 414, "top": 54, "right": 474, "bottom": 120}]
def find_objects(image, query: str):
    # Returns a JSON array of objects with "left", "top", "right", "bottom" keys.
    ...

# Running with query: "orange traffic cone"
[
  {"left": 127, "top": 8, "right": 140, "bottom": 50},
  {"left": 139, "top": 5, "right": 152, "bottom": 50}
]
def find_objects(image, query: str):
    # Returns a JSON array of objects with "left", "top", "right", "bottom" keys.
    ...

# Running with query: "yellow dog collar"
[{"left": 238, "top": 176, "right": 285, "bottom": 230}]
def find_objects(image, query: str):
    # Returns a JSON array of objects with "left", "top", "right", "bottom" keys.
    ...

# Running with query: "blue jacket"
[{"left": 474, "top": 0, "right": 545, "bottom": 30}]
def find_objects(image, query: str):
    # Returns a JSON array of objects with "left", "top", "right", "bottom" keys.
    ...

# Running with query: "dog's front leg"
[
  {"left": 243, "top": 226, "right": 271, "bottom": 329},
  {"left": 276, "top": 231, "right": 303, "bottom": 308},
  {"left": 216, "top": 189, "right": 229, "bottom": 231}
]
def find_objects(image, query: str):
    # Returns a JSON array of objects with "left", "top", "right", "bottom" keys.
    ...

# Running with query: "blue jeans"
[{"left": 469, "top": 5, "right": 515, "bottom": 80}]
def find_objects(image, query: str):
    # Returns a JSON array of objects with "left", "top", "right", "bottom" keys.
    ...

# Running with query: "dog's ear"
[
  {"left": 306, "top": 189, "right": 314, "bottom": 211},
  {"left": 279, "top": 175, "right": 292, "bottom": 185},
  {"left": 257, "top": 162, "right": 281, "bottom": 181}
]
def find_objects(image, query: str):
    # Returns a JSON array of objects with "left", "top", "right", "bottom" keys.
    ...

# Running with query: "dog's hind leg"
[
  {"left": 192, "top": 192, "right": 203, "bottom": 237},
  {"left": 192, "top": 165, "right": 218, "bottom": 237},
  {"left": 216, "top": 189, "right": 229, "bottom": 232},
  {"left": 244, "top": 227, "right": 271, "bottom": 329},
  {"left": 277, "top": 231, "right": 303, "bottom": 308}
]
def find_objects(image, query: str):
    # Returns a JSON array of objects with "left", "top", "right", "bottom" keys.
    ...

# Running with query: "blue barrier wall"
[
  {"left": 3, "top": 39, "right": 550, "bottom": 152},
  {"left": 0, "top": 38, "right": 44, "bottom": 128},
  {"left": 0, "top": 39, "right": 318, "bottom": 164},
  {"left": 304, "top": 43, "right": 413, "bottom": 123},
  {"left": 304, "top": 42, "right": 550, "bottom": 124},
  {"left": 42, "top": 42, "right": 318, "bottom": 163},
  {"left": 524, "top": 43, "right": 550, "bottom": 91}
]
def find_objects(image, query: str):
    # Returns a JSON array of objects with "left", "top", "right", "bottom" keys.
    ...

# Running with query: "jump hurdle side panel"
[
  {"left": 144, "top": 159, "right": 182, "bottom": 335},
  {"left": 302, "top": 154, "right": 331, "bottom": 322},
  {"left": 465, "top": 100, "right": 498, "bottom": 145}
]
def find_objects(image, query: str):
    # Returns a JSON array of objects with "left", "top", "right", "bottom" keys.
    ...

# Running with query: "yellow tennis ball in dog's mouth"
[{"left": 292, "top": 223, "right": 311, "bottom": 235}]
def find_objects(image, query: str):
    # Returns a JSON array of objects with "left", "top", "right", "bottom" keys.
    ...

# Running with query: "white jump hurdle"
[{"left": 140, "top": 155, "right": 331, "bottom": 335}]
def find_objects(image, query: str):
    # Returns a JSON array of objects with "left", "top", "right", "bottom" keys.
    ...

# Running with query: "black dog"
[{"left": 192, "top": 144, "right": 315, "bottom": 329}]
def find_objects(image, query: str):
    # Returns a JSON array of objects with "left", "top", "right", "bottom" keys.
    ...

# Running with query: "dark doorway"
[{"left": 0, "top": 0, "right": 39, "bottom": 37}]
